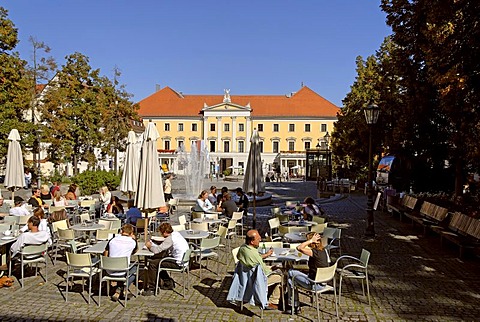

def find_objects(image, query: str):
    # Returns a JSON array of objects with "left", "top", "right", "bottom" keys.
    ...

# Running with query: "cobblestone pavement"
[{"left": 1, "top": 179, "right": 479, "bottom": 321}]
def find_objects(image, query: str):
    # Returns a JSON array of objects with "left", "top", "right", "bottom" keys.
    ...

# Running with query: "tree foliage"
[
  {"left": 335, "top": 1, "right": 480, "bottom": 195},
  {"left": 0, "top": 7, "right": 32, "bottom": 165}
]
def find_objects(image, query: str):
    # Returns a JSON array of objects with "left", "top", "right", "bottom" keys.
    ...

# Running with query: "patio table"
[
  {"left": 179, "top": 230, "right": 209, "bottom": 240},
  {"left": 71, "top": 223, "right": 105, "bottom": 244},
  {"left": 284, "top": 232, "right": 308, "bottom": 243}
]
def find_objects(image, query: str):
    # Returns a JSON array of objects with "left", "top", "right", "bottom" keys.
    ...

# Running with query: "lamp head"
[{"left": 364, "top": 104, "right": 380, "bottom": 125}]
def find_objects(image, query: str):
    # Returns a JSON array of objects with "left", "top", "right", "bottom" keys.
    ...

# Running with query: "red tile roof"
[{"left": 138, "top": 86, "right": 339, "bottom": 117}]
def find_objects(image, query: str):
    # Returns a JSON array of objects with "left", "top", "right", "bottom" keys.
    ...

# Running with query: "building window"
[
  {"left": 164, "top": 123, "right": 170, "bottom": 131},
  {"left": 288, "top": 141, "right": 295, "bottom": 151},
  {"left": 273, "top": 124, "right": 279, "bottom": 132},
  {"left": 258, "top": 124, "right": 264, "bottom": 132},
  {"left": 191, "top": 123, "right": 197, "bottom": 131},
  {"left": 239, "top": 123, "right": 244, "bottom": 132},
  {"left": 289, "top": 124, "right": 295, "bottom": 132},
  {"left": 164, "top": 140, "right": 170, "bottom": 150},
  {"left": 178, "top": 140, "right": 184, "bottom": 149},
  {"left": 304, "top": 141, "right": 311, "bottom": 150},
  {"left": 321, "top": 123, "right": 327, "bottom": 132},
  {"left": 224, "top": 123, "right": 230, "bottom": 131},
  {"left": 224, "top": 141, "right": 230, "bottom": 153},
  {"left": 259, "top": 141, "right": 264, "bottom": 153},
  {"left": 210, "top": 123, "right": 215, "bottom": 131},
  {"left": 305, "top": 124, "right": 311, "bottom": 132},
  {"left": 273, "top": 141, "right": 279, "bottom": 153},
  {"left": 209, "top": 141, "right": 216, "bottom": 152},
  {"left": 238, "top": 141, "right": 244, "bottom": 153},
  {"left": 191, "top": 140, "right": 197, "bottom": 147},
  {"left": 178, "top": 123, "right": 184, "bottom": 131}
]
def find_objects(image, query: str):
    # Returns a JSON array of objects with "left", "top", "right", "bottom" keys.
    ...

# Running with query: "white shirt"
[
  {"left": 196, "top": 198, "right": 214, "bottom": 212},
  {"left": 150, "top": 231, "right": 189, "bottom": 265},
  {"left": 10, "top": 230, "right": 51, "bottom": 256},
  {"left": 53, "top": 197, "right": 67, "bottom": 207},
  {"left": 100, "top": 191, "right": 111, "bottom": 209},
  {"left": 21, "top": 218, "right": 49, "bottom": 235},
  {"left": 106, "top": 234, "right": 137, "bottom": 276},
  {"left": 10, "top": 205, "right": 30, "bottom": 216},
  {"left": 164, "top": 179, "right": 172, "bottom": 194}
]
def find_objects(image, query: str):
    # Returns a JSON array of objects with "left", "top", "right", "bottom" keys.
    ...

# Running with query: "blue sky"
[{"left": 3, "top": 1, "right": 391, "bottom": 106}]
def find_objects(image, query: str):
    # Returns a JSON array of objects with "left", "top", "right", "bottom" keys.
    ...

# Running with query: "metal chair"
[
  {"left": 65, "top": 252, "right": 100, "bottom": 304},
  {"left": 311, "top": 223, "right": 328, "bottom": 234},
  {"left": 98, "top": 219, "right": 112, "bottom": 230},
  {"left": 9, "top": 241, "right": 49, "bottom": 288},
  {"left": 192, "top": 236, "right": 221, "bottom": 280},
  {"left": 232, "top": 211, "right": 244, "bottom": 237},
  {"left": 155, "top": 249, "right": 192, "bottom": 297},
  {"left": 99, "top": 256, "right": 139, "bottom": 307},
  {"left": 324, "top": 228, "right": 342, "bottom": 255},
  {"left": 268, "top": 217, "right": 282, "bottom": 241},
  {"left": 337, "top": 249, "right": 371, "bottom": 305},
  {"left": 291, "top": 261, "right": 339, "bottom": 320}
]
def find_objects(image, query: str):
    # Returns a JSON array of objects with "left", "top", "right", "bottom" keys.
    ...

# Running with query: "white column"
[
  {"left": 216, "top": 116, "right": 222, "bottom": 152},
  {"left": 232, "top": 116, "right": 237, "bottom": 152},
  {"left": 246, "top": 116, "right": 252, "bottom": 151},
  {"left": 202, "top": 116, "right": 207, "bottom": 146}
]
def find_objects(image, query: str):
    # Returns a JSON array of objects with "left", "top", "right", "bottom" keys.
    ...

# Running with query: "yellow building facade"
[{"left": 138, "top": 86, "right": 339, "bottom": 177}]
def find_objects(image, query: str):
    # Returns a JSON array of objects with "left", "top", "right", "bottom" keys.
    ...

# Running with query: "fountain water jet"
[{"left": 176, "top": 141, "right": 210, "bottom": 200}]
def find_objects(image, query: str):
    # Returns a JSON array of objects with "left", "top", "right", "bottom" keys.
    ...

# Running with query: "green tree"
[
  {"left": 381, "top": 0, "right": 480, "bottom": 195},
  {"left": 97, "top": 66, "right": 140, "bottom": 174},
  {"left": 0, "top": 7, "right": 32, "bottom": 164},
  {"left": 40, "top": 52, "right": 104, "bottom": 175}
]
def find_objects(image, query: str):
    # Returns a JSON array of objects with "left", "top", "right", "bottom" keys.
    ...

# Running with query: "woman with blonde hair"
[
  {"left": 286, "top": 232, "right": 330, "bottom": 314},
  {"left": 99, "top": 186, "right": 111, "bottom": 214},
  {"left": 196, "top": 190, "right": 214, "bottom": 212},
  {"left": 53, "top": 190, "right": 67, "bottom": 207},
  {"left": 40, "top": 184, "right": 52, "bottom": 201}
]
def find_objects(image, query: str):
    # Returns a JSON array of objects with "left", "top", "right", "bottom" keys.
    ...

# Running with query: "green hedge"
[{"left": 71, "top": 170, "right": 121, "bottom": 195}]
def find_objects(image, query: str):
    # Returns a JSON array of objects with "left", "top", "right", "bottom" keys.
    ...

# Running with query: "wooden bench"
[
  {"left": 432, "top": 212, "right": 480, "bottom": 258},
  {"left": 405, "top": 201, "right": 449, "bottom": 234},
  {"left": 387, "top": 195, "right": 419, "bottom": 221}
]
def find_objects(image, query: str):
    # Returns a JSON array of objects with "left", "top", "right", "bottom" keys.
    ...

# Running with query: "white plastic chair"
[
  {"left": 192, "top": 236, "right": 221, "bottom": 280},
  {"left": 155, "top": 248, "right": 192, "bottom": 297},
  {"left": 232, "top": 212, "right": 244, "bottom": 237},
  {"left": 9, "top": 241, "right": 49, "bottom": 288},
  {"left": 337, "top": 249, "right": 371, "bottom": 305},
  {"left": 291, "top": 261, "right": 339, "bottom": 320},
  {"left": 65, "top": 252, "right": 100, "bottom": 304},
  {"left": 268, "top": 217, "right": 281, "bottom": 241},
  {"left": 99, "top": 256, "right": 139, "bottom": 307}
]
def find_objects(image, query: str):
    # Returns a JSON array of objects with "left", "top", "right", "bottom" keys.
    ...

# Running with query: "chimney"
[{"left": 155, "top": 84, "right": 161, "bottom": 92}]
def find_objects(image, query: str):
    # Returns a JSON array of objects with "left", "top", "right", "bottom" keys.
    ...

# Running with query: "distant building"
[{"left": 137, "top": 86, "right": 339, "bottom": 177}]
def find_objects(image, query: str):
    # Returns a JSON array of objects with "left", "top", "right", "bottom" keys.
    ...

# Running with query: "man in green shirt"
[{"left": 237, "top": 229, "right": 283, "bottom": 310}]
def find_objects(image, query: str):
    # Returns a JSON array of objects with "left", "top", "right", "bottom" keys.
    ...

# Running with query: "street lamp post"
[
  {"left": 315, "top": 140, "right": 321, "bottom": 192},
  {"left": 324, "top": 131, "right": 330, "bottom": 181},
  {"left": 364, "top": 104, "right": 380, "bottom": 237}
]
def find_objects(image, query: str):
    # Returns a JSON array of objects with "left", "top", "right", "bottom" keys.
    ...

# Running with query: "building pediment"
[{"left": 202, "top": 102, "right": 251, "bottom": 113}]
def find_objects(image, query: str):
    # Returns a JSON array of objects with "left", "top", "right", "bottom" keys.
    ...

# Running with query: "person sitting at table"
[
  {"left": 217, "top": 186, "right": 229, "bottom": 205},
  {"left": 9, "top": 196, "right": 30, "bottom": 216},
  {"left": 40, "top": 184, "right": 52, "bottom": 201},
  {"left": 235, "top": 187, "right": 249, "bottom": 217},
  {"left": 48, "top": 208, "right": 70, "bottom": 226},
  {"left": 53, "top": 190, "right": 67, "bottom": 207},
  {"left": 28, "top": 188, "right": 48, "bottom": 209},
  {"left": 99, "top": 186, "right": 111, "bottom": 214},
  {"left": 237, "top": 229, "right": 283, "bottom": 310},
  {"left": 143, "top": 222, "right": 189, "bottom": 296},
  {"left": 107, "top": 196, "right": 124, "bottom": 217},
  {"left": 0, "top": 196, "right": 11, "bottom": 217},
  {"left": 207, "top": 186, "right": 218, "bottom": 206},
  {"left": 195, "top": 190, "right": 217, "bottom": 212},
  {"left": 10, "top": 216, "right": 52, "bottom": 257},
  {"left": 286, "top": 232, "right": 330, "bottom": 314},
  {"left": 302, "top": 197, "right": 325, "bottom": 221},
  {"left": 20, "top": 207, "right": 50, "bottom": 236},
  {"left": 125, "top": 200, "right": 142, "bottom": 225},
  {"left": 103, "top": 223, "right": 138, "bottom": 301},
  {"left": 220, "top": 192, "right": 238, "bottom": 218},
  {"left": 65, "top": 184, "right": 78, "bottom": 201}
]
